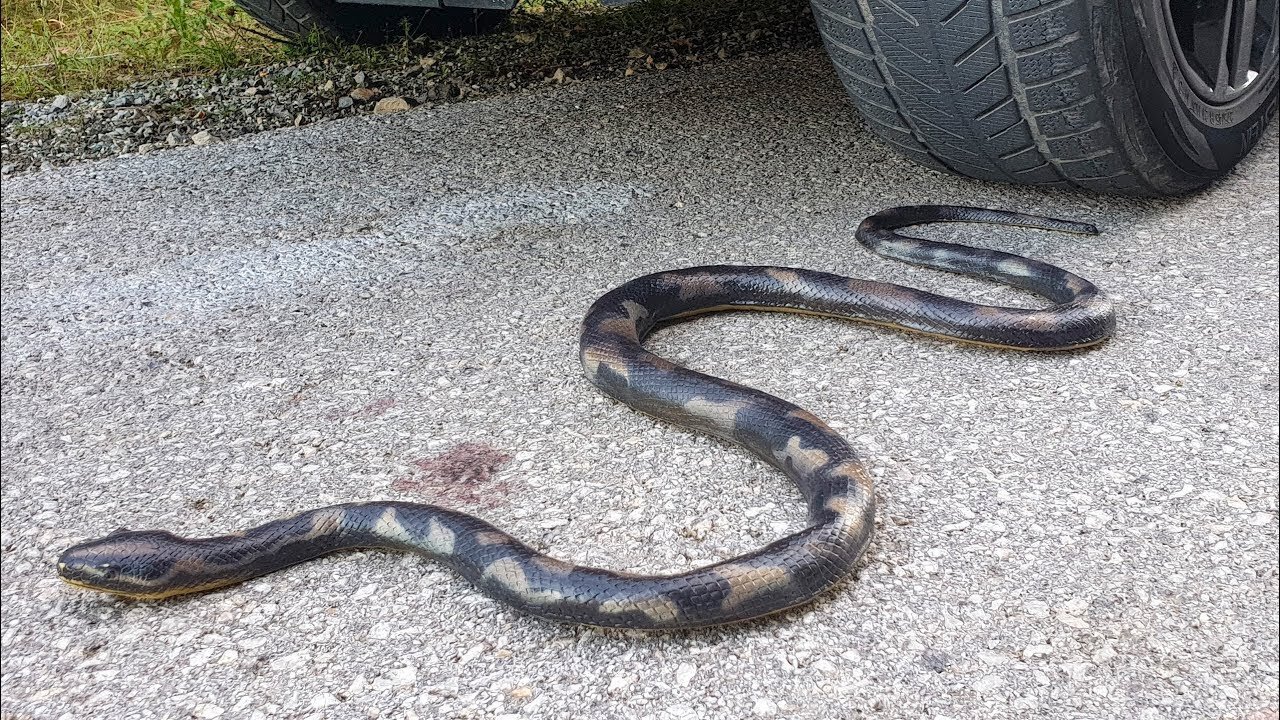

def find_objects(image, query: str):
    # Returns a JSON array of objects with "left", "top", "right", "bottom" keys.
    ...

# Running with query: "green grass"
[{"left": 1, "top": 0, "right": 284, "bottom": 100}]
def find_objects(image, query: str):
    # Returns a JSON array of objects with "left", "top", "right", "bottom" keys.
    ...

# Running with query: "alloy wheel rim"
[{"left": 1164, "top": 0, "right": 1280, "bottom": 104}]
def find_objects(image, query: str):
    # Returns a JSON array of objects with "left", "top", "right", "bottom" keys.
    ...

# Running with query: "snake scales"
[{"left": 57, "top": 206, "right": 1114, "bottom": 629}]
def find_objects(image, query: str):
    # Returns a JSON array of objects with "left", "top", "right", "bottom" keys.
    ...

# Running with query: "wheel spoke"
[
  {"left": 1228, "top": 0, "right": 1258, "bottom": 87},
  {"left": 1212, "top": 0, "right": 1235, "bottom": 95}
]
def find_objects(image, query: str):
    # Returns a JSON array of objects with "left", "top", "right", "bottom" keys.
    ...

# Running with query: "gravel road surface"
[{"left": 2, "top": 49, "right": 1277, "bottom": 720}]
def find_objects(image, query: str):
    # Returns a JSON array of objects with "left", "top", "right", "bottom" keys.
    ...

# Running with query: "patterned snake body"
[{"left": 57, "top": 206, "right": 1114, "bottom": 629}]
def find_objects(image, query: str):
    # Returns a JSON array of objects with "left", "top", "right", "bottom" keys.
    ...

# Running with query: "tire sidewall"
[{"left": 1121, "top": 0, "right": 1279, "bottom": 179}]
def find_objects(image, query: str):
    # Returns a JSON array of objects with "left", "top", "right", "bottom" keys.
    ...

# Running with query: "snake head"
[{"left": 57, "top": 530, "right": 188, "bottom": 599}]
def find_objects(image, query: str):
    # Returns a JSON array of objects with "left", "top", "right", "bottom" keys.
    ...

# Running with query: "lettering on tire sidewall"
[{"left": 1131, "top": 0, "right": 1277, "bottom": 170}]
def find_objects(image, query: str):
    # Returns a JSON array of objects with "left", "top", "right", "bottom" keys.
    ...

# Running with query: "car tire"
[
  {"left": 235, "top": 0, "right": 510, "bottom": 43},
  {"left": 811, "top": 0, "right": 1278, "bottom": 196}
]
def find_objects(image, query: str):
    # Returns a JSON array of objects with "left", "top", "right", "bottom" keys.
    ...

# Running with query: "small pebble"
[
  {"left": 972, "top": 675, "right": 1004, "bottom": 693},
  {"left": 751, "top": 697, "right": 778, "bottom": 717},
  {"left": 607, "top": 673, "right": 635, "bottom": 693},
  {"left": 374, "top": 97, "right": 412, "bottom": 114},
  {"left": 1023, "top": 644, "right": 1054, "bottom": 659},
  {"left": 1092, "top": 642, "right": 1119, "bottom": 665}
]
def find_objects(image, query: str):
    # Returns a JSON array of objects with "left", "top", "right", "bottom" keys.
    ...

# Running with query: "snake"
[{"left": 56, "top": 206, "right": 1114, "bottom": 629}]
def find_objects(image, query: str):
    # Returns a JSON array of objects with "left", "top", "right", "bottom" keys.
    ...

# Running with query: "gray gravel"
[{"left": 2, "top": 49, "right": 1278, "bottom": 720}]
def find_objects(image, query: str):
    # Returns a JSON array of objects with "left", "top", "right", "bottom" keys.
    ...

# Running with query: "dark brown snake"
[{"left": 57, "top": 206, "right": 1114, "bottom": 629}]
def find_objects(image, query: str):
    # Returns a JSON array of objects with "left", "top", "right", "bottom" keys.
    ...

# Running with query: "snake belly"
[{"left": 56, "top": 206, "right": 1114, "bottom": 629}]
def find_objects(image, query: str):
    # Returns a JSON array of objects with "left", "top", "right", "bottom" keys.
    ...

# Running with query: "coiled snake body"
[{"left": 58, "top": 206, "right": 1114, "bottom": 629}]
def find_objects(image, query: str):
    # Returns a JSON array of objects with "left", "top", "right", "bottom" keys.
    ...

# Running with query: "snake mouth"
[
  {"left": 58, "top": 556, "right": 245, "bottom": 600},
  {"left": 57, "top": 561, "right": 108, "bottom": 593},
  {"left": 56, "top": 573, "right": 184, "bottom": 601},
  {"left": 59, "top": 577, "right": 101, "bottom": 592},
  {"left": 57, "top": 569, "right": 109, "bottom": 594},
  {"left": 56, "top": 559, "right": 155, "bottom": 599}
]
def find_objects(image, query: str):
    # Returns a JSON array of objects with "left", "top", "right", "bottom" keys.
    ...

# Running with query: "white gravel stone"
[
  {"left": 812, "top": 659, "right": 838, "bottom": 676},
  {"left": 1248, "top": 512, "right": 1275, "bottom": 526},
  {"left": 348, "top": 675, "right": 369, "bottom": 697},
  {"left": 310, "top": 693, "right": 339, "bottom": 709},
  {"left": 972, "top": 675, "right": 1004, "bottom": 694},
  {"left": 977, "top": 652, "right": 1009, "bottom": 666},
  {"left": 458, "top": 643, "right": 485, "bottom": 665},
  {"left": 1092, "top": 643, "right": 1120, "bottom": 665},
  {"left": 608, "top": 673, "right": 635, "bottom": 694},
  {"left": 751, "top": 697, "right": 778, "bottom": 716},
  {"left": 1023, "top": 644, "right": 1055, "bottom": 660},
  {"left": 1023, "top": 601, "right": 1052, "bottom": 618},
  {"left": 187, "top": 648, "right": 216, "bottom": 666},
  {"left": 270, "top": 650, "right": 310, "bottom": 671},
  {"left": 375, "top": 665, "right": 417, "bottom": 689},
  {"left": 1061, "top": 662, "right": 1091, "bottom": 681},
  {"left": 1057, "top": 612, "right": 1090, "bottom": 629}
]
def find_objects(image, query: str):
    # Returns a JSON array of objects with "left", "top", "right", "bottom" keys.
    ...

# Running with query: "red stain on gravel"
[
  {"left": 325, "top": 396, "right": 397, "bottom": 420},
  {"left": 393, "top": 442, "right": 514, "bottom": 508},
  {"left": 356, "top": 397, "right": 396, "bottom": 417}
]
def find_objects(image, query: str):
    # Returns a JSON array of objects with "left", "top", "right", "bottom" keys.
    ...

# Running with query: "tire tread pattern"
[
  {"left": 235, "top": 0, "right": 327, "bottom": 38},
  {"left": 812, "top": 0, "right": 1158, "bottom": 193}
]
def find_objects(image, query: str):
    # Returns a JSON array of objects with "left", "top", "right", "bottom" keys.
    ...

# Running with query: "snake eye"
[{"left": 98, "top": 565, "right": 120, "bottom": 581}]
